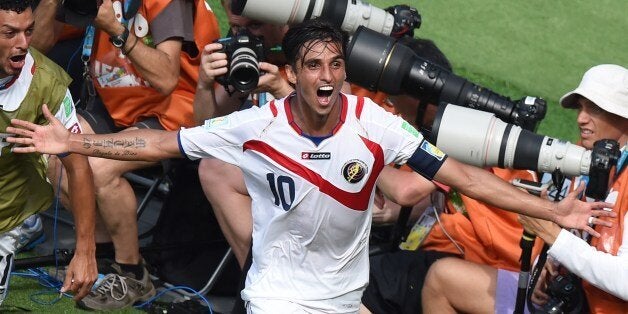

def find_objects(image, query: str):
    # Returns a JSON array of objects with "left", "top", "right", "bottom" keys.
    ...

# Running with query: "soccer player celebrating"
[{"left": 7, "top": 19, "right": 614, "bottom": 313}]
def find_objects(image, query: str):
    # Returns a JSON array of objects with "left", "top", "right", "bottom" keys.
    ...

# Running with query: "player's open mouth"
[
  {"left": 317, "top": 86, "right": 333, "bottom": 97},
  {"left": 317, "top": 85, "right": 334, "bottom": 105},
  {"left": 9, "top": 54, "right": 26, "bottom": 69}
]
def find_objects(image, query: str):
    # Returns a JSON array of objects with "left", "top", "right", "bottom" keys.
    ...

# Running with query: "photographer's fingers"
[
  {"left": 592, "top": 202, "right": 617, "bottom": 214},
  {"left": 587, "top": 214, "right": 613, "bottom": 228},
  {"left": 202, "top": 43, "right": 224, "bottom": 55},
  {"left": 583, "top": 225, "right": 601, "bottom": 238},
  {"left": 531, "top": 267, "right": 550, "bottom": 305},
  {"left": 259, "top": 62, "right": 279, "bottom": 73},
  {"left": 531, "top": 288, "right": 549, "bottom": 305}
]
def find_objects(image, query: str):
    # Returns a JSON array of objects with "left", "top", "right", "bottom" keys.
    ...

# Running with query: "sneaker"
[
  {"left": 77, "top": 261, "right": 156, "bottom": 310},
  {"left": 0, "top": 253, "right": 14, "bottom": 306},
  {"left": 16, "top": 214, "right": 45, "bottom": 252}
]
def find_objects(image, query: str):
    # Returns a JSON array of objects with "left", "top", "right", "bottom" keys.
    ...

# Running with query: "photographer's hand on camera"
[
  {"left": 531, "top": 261, "right": 559, "bottom": 306},
  {"left": 92, "top": 0, "right": 181, "bottom": 94},
  {"left": 194, "top": 43, "right": 250, "bottom": 123},
  {"left": 93, "top": 0, "right": 120, "bottom": 36},
  {"left": 198, "top": 43, "right": 229, "bottom": 90},
  {"left": 255, "top": 62, "right": 294, "bottom": 99}
]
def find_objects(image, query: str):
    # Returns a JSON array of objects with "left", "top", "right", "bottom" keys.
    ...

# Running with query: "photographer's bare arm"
[
  {"left": 432, "top": 157, "right": 616, "bottom": 236},
  {"left": 7, "top": 105, "right": 181, "bottom": 162}
]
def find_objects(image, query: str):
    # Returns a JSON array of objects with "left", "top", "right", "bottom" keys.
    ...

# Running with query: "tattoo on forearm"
[
  {"left": 82, "top": 137, "right": 146, "bottom": 149},
  {"left": 82, "top": 137, "right": 145, "bottom": 158}
]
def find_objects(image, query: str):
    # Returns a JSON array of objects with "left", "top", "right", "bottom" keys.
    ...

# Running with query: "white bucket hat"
[{"left": 559, "top": 64, "right": 628, "bottom": 119}]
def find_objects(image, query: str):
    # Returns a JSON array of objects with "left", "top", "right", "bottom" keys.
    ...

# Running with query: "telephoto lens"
[
  {"left": 346, "top": 26, "right": 546, "bottom": 131},
  {"left": 231, "top": 0, "right": 396, "bottom": 35},
  {"left": 431, "top": 104, "right": 600, "bottom": 178}
]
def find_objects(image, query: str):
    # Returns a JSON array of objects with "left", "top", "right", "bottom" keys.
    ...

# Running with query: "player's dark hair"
[
  {"left": 0, "top": 0, "right": 32, "bottom": 13},
  {"left": 282, "top": 18, "right": 349, "bottom": 69}
]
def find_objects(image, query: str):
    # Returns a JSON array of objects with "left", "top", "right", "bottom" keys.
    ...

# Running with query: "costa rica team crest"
[{"left": 342, "top": 159, "right": 368, "bottom": 183}]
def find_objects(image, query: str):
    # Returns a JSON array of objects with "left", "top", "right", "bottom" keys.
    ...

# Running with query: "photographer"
[
  {"left": 520, "top": 64, "right": 628, "bottom": 311},
  {"left": 36, "top": 0, "right": 222, "bottom": 310},
  {"left": 422, "top": 64, "right": 627, "bottom": 313},
  {"left": 193, "top": 0, "right": 293, "bottom": 268}
]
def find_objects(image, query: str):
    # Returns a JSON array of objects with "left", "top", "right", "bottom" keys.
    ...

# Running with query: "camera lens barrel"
[
  {"left": 346, "top": 26, "right": 397, "bottom": 92},
  {"left": 229, "top": 47, "right": 260, "bottom": 93},
  {"left": 346, "top": 27, "right": 544, "bottom": 130},
  {"left": 233, "top": 0, "right": 394, "bottom": 35},
  {"left": 433, "top": 104, "right": 591, "bottom": 177}
]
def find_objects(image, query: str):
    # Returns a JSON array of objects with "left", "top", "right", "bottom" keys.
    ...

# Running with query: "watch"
[{"left": 109, "top": 28, "right": 130, "bottom": 49}]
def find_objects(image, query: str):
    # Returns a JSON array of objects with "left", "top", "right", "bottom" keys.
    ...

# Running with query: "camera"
[
  {"left": 63, "top": 0, "right": 99, "bottom": 17},
  {"left": 346, "top": 26, "right": 547, "bottom": 131},
  {"left": 215, "top": 31, "right": 265, "bottom": 93},
  {"left": 231, "top": 0, "right": 420, "bottom": 37},
  {"left": 536, "top": 274, "right": 584, "bottom": 314},
  {"left": 61, "top": 0, "right": 100, "bottom": 27},
  {"left": 431, "top": 104, "right": 620, "bottom": 184},
  {"left": 586, "top": 139, "right": 621, "bottom": 200}
]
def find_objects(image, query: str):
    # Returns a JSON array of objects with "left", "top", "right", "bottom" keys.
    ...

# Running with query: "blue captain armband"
[
  {"left": 406, "top": 139, "right": 447, "bottom": 180},
  {"left": 57, "top": 152, "right": 70, "bottom": 158}
]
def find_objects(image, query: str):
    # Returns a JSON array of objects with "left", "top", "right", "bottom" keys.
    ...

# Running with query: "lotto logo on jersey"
[
  {"left": 302, "top": 152, "right": 331, "bottom": 160},
  {"left": 420, "top": 140, "right": 445, "bottom": 161},
  {"left": 342, "top": 159, "right": 368, "bottom": 184}
]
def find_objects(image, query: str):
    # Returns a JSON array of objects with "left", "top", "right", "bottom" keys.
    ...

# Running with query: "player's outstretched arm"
[
  {"left": 7, "top": 104, "right": 182, "bottom": 162},
  {"left": 433, "top": 157, "right": 615, "bottom": 235}
]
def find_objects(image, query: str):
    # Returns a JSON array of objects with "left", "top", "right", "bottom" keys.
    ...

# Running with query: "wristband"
[{"left": 123, "top": 35, "right": 139, "bottom": 55}]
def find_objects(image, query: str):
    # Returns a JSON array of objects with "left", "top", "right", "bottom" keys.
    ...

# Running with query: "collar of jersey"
[
  {"left": 284, "top": 93, "right": 348, "bottom": 137},
  {"left": 1, "top": 51, "right": 35, "bottom": 112}
]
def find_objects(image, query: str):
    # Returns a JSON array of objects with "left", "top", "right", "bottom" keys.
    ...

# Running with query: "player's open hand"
[
  {"left": 6, "top": 104, "right": 71, "bottom": 155},
  {"left": 553, "top": 182, "right": 615, "bottom": 237}
]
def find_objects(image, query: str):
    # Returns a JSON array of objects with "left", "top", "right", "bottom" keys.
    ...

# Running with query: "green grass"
[
  {"left": 370, "top": 0, "right": 628, "bottom": 140},
  {"left": 7, "top": 0, "right": 626, "bottom": 312},
  {"left": 3, "top": 262, "right": 142, "bottom": 313}
]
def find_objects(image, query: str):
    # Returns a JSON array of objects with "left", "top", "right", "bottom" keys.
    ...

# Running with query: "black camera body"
[
  {"left": 215, "top": 32, "right": 265, "bottom": 93},
  {"left": 586, "top": 139, "right": 621, "bottom": 200},
  {"left": 536, "top": 274, "right": 585, "bottom": 314}
]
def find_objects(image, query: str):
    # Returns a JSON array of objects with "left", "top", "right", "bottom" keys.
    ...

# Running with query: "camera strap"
[
  {"left": 79, "top": 24, "right": 97, "bottom": 110},
  {"left": 617, "top": 148, "right": 627, "bottom": 176}
]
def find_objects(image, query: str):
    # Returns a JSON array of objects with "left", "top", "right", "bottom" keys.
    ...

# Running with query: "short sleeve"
[{"left": 53, "top": 89, "right": 82, "bottom": 134}]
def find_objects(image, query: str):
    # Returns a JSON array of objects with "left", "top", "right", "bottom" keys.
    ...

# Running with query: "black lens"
[
  {"left": 229, "top": 48, "right": 260, "bottom": 92},
  {"left": 347, "top": 27, "right": 530, "bottom": 127},
  {"left": 231, "top": 0, "right": 247, "bottom": 15},
  {"left": 320, "top": 0, "right": 349, "bottom": 27},
  {"left": 346, "top": 26, "right": 396, "bottom": 92},
  {"left": 64, "top": 0, "right": 99, "bottom": 16}
]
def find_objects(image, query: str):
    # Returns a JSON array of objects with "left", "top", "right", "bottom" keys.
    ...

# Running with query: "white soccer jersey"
[{"left": 178, "top": 93, "right": 446, "bottom": 312}]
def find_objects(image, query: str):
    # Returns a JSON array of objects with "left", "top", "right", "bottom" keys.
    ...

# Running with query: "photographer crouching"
[
  {"left": 422, "top": 64, "right": 628, "bottom": 313},
  {"left": 518, "top": 64, "right": 628, "bottom": 313}
]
